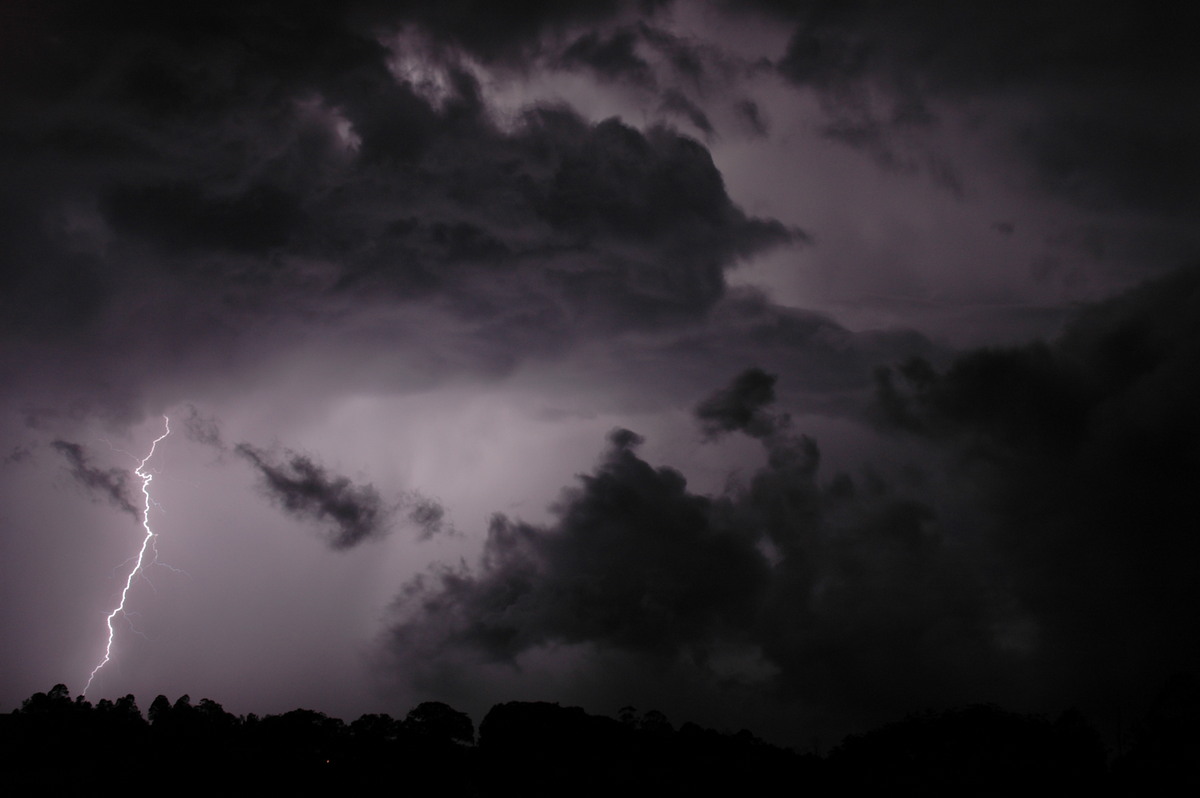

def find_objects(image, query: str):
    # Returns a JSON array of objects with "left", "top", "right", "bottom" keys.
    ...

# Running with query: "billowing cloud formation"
[
  {"left": 387, "top": 264, "right": 1200, "bottom": 739},
  {"left": 391, "top": 426, "right": 770, "bottom": 660},
  {"left": 2, "top": 1, "right": 1194, "bottom": 420},
  {"left": 50, "top": 441, "right": 138, "bottom": 517},
  {"left": 0, "top": 0, "right": 800, "bottom": 419},
  {"left": 235, "top": 445, "right": 391, "bottom": 550},
  {"left": 3, "top": 0, "right": 1196, "bottom": 746},
  {"left": 386, "top": 377, "right": 1000, "bottom": 737}
]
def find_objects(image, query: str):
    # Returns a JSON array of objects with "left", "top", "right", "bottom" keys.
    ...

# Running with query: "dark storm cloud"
[
  {"left": 758, "top": 0, "right": 1200, "bottom": 213},
  {"left": 388, "top": 427, "right": 771, "bottom": 661},
  {"left": 386, "top": 371, "right": 1003, "bottom": 736},
  {"left": 99, "top": 182, "right": 306, "bottom": 256},
  {"left": 235, "top": 444, "right": 391, "bottom": 550},
  {"left": 379, "top": 0, "right": 652, "bottom": 63},
  {"left": 547, "top": 19, "right": 752, "bottom": 136},
  {"left": 387, "top": 264, "right": 1200, "bottom": 737},
  {"left": 0, "top": 0, "right": 802, "bottom": 418},
  {"left": 49, "top": 441, "right": 139, "bottom": 518},
  {"left": 869, "top": 263, "right": 1200, "bottom": 706},
  {"left": 694, "top": 367, "right": 777, "bottom": 439},
  {"left": 385, "top": 2, "right": 709, "bottom": 75}
]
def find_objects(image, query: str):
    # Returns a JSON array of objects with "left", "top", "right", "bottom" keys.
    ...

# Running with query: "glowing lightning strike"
[{"left": 83, "top": 415, "right": 171, "bottom": 695}]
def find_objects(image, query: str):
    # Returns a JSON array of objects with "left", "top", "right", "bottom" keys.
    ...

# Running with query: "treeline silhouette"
[{"left": 3, "top": 676, "right": 1197, "bottom": 795}]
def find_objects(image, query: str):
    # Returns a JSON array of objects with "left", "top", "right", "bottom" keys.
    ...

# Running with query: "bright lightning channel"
[{"left": 83, "top": 415, "right": 171, "bottom": 695}]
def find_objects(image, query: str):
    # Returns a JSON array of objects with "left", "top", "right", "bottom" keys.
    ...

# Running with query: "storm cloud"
[
  {"left": 3, "top": 0, "right": 1196, "bottom": 748},
  {"left": 386, "top": 371, "right": 1002, "bottom": 738},
  {"left": 0, "top": 0, "right": 803, "bottom": 421},
  {"left": 50, "top": 441, "right": 139, "bottom": 518},
  {"left": 236, "top": 445, "right": 392, "bottom": 550},
  {"left": 763, "top": 0, "right": 1200, "bottom": 215},
  {"left": 389, "top": 426, "right": 769, "bottom": 660},
  {"left": 387, "top": 264, "right": 1200, "bottom": 739},
  {"left": 870, "top": 263, "right": 1200, "bottom": 705},
  {"left": 694, "top": 366, "right": 778, "bottom": 439}
]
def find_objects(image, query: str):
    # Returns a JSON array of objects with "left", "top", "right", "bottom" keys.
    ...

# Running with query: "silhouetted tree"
[
  {"left": 405, "top": 701, "right": 475, "bottom": 745},
  {"left": 19, "top": 684, "right": 74, "bottom": 714},
  {"left": 148, "top": 694, "right": 171, "bottom": 725},
  {"left": 639, "top": 709, "right": 673, "bottom": 735},
  {"left": 350, "top": 712, "right": 402, "bottom": 743}
]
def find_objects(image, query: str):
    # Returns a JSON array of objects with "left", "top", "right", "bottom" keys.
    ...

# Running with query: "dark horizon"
[{"left": 7, "top": 677, "right": 1197, "bottom": 794}]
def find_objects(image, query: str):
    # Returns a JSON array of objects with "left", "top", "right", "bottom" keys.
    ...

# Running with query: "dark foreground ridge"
[{"left": 3, "top": 677, "right": 1198, "bottom": 795}]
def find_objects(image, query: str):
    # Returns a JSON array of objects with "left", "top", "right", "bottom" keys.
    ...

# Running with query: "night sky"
[{"left": 2, "top": 0, "right": 1198, "bottom": 747}]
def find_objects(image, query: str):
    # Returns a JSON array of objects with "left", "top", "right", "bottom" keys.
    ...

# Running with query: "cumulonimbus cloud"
[{"left": 384, "top": 263, "right": 1200, "bottom": 739}]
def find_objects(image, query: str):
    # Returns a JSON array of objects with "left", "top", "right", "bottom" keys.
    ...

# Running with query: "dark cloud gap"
[
  {"left": 50, "top": 440, "right": 139, "bottom": 518},
  {"left": 658, "top": 89, "right": 713, "bottom": 135},
  {"left": 235, "top": 444, "right": 392, "bottom": 550},
  {"left": 733, "top": 98, "right": 768, "bottom": 137},
  {"left": 559, "top": 27, "right": 655, "bottom": 86}
]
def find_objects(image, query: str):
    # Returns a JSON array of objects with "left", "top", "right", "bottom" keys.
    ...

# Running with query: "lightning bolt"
[{"left": 83, "top": 415, "right": 171, "bottom": 695}]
